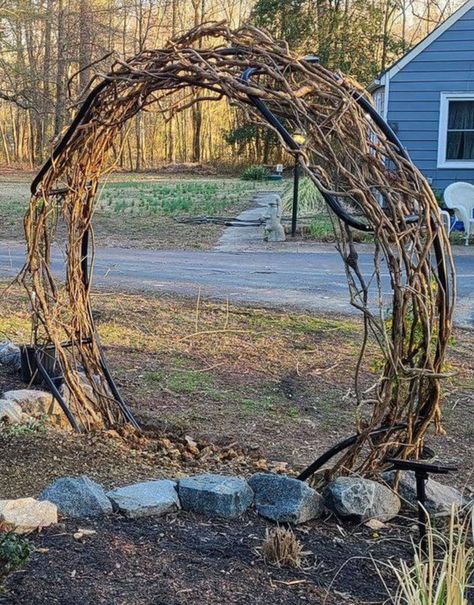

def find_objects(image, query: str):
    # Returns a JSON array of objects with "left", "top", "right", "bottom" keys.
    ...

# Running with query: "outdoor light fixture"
[{"left": 293, "top": 130, "right": 306, "bottom": 146}]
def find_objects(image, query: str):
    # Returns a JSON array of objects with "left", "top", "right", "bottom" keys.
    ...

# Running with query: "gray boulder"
[
  {"left": 3, "top": 389, "right": 68, "bottom": 428},
  {"left": 324, "top": 477, "right": 400, "bottom": 522},
  {"left": 248, "top": 473, "right": 323, "bottom": 524},
  {"left": 0, "top": 341, "right": 21, "bottom": 372},
  {"left": 107, "top": 480, "right": 180, "bottom": 518},
  {"left": 383, "top": 471, "right": 465, "bottom": 514},
  {"left": 0, "top": 399, "right": 24, "bottom": 424},
  {"left": 39, "top": 475, "right": 113, "bottom": 518},
  {"left": 178, "top": 474, "right": 253, "bottom": 519}
]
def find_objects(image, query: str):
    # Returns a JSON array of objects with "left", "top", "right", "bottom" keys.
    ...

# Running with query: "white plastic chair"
[
  {"left": 439, "top": 209, "right": 451, "bottom": 235},
  {"left": 443, "top": 182, "right": 474, "bottom": 245}
]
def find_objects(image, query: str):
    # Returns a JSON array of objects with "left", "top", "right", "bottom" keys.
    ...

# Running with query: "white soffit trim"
[{"left": 385, "top": 0, "right": 474, "bottom": 80}]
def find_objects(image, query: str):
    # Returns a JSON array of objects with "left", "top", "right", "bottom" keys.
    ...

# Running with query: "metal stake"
[{"left": 415, "top": 470, "right": 428, "bottom": 553}]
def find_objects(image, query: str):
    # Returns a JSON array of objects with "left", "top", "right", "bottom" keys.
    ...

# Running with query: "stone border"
[{"left": 1, "top": 468, "right": 467, "bottom": 534}]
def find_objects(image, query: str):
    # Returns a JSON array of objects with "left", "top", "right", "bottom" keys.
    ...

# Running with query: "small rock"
[
  {"left": 0, "top": 399, "right": 24, "bottom": 425},
  {"left": 0, "top": 341, "right": 21, "bottom": 372},
  {"left": 324, "top": 477, "right": 400, "bottom": 522},
  {"left": 220, "top": 448, "right": 238, "bottom": 460},
  {"left": 198, "top": 445, "right": 214, "bottom": 459},
  {"left": 168, "top": 448, "right": 181, "bottom": 461},
  {"left": 178, "top": 474, "right": 253, "bottom": 519},
  {"left": 0, "top": 497, "right": 57, "bottom": 534},
  {"left": 253, "top": 458, "right": 268, "bottom": 471},
  {"left": 248, "top": 473, "right": 323, "bottom": 524},
  {"left": 184, "top": 437, "right": 200, "bottom": 456},
  {"left": 184, "top": 435, "right": 198, "bottom": 449},
  {"left": 3, "top": 389, "right": 67, "bottom": 429},
  {"left": 160, "top": 437, "right": 173, "bottom": 450},
  {"left": 269, "top": 461, "right": 289, "bottom": 474},
  {"left": 39, "top": 475, "right": 113, "bottom": 518},
  {"left": 73, "top": 529, "right": 97, "bottom": 540},
  {"left": 383, "top": 471, "right": 465, "bottom": 514},
  {"left": 107, "top": 480, "right": 180, "bottom": 518},
  {"left": 365, "top": 518, "right": 388, "bottom": 530}
]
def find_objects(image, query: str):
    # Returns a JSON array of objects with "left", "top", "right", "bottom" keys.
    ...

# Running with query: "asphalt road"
[{"left": 1, "top": 242, "right": 473, "bottom": 328}]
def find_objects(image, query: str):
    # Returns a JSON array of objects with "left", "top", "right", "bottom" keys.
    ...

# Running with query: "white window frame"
[
  {"left": 373, "top": 87, "right": 385, "bottom": 118},
  {"left": 437, "top": 92, "right": 474, "bottom": 168}
]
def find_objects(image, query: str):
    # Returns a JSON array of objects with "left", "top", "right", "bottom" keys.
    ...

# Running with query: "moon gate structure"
[{"left": 19, "top": 23, "right": 455, "bottom": 480}]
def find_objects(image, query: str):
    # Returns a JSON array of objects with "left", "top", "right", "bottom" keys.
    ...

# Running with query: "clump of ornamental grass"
[
  {"left": 281, "top": 176, "right": 325, "bottom": 216},
  {"left": 261, "top": 526, "right": 305, "bottom": 568},
  {"left": 390, "top": 506, "right": 473, "bottom": 605}
]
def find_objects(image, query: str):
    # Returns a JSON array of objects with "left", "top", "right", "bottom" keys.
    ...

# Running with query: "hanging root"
[{"left": 18, "top": 22, "right": 455, "bottom": 475}]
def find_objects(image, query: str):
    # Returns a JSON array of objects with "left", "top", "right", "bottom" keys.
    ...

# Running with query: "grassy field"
[{"left": 0, "top": 176, "right": 280, "bottom": 249}]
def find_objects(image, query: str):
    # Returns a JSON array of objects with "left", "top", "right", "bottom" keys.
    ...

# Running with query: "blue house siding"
[{"left": 385, "top": 4, "right": 474, "bottom": 192}]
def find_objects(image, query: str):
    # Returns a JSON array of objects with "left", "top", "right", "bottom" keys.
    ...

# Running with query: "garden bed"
[
  {"left": 1, "top": 513, "right": 416, "bottom": 605},
  {"left": 0, "top": 174, "right": 279, "bottom": 250}
]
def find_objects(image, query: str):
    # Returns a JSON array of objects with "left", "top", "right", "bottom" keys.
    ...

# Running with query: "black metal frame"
[
  {"left": 27, "top": 56, "right": 451, "bottom": 463},
  {"left": 387, "top": 458, "right": 457, "bottom": 550},
  {"left": 241, "top": 64, "right": 451, "bottom": 481}
]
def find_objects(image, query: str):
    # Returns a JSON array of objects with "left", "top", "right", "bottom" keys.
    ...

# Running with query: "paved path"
[{"left": 1, "top": 241, "right": 473, "bottom": 328}]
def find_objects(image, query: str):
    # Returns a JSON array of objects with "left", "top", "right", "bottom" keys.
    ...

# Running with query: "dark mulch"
[{"left": 0, "top": 513, "right": 412, "bottom": 605}]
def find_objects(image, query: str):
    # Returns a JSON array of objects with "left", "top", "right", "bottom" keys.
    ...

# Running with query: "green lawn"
[{"left": 1, "top": 174, "right": 469, "bottom": 247}]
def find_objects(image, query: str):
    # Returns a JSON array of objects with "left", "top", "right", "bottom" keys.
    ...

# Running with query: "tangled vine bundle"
[{"left": 18, "top": 23, "right": 455, "bottom": 478}]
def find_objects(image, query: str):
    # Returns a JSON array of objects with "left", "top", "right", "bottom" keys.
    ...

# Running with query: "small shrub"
[
  {"left": 0, "top": 417, "right": 46, "bottom": 436},
  {"left": 0, "top": 532, "right": 32, "bottom": 582},
  {"left": 241, "top": 165, "right": 269, "bottom": 181},
  {"left": 261, "top": 526, "right": 305, "bottom": 568}
]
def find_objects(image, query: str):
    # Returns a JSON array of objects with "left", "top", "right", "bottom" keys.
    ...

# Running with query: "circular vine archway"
[{"left": 19, "top": 23, "right": 455, "bottom": 479}]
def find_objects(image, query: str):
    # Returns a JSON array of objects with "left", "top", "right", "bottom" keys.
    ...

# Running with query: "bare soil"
[{"left": 1, "top": 512, "right": 417, "bottom": 605}]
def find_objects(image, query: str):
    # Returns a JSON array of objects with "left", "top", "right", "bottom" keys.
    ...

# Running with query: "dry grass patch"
[{"left": 261, "top": 527, "right": 306, "bottom": 568}]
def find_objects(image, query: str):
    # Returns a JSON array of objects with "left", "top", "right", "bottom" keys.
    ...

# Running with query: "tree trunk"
[
  {"left": 54, "top": 0, "right": 66, "bottom": 137},
  {"left": 78, "top": 0, "right": 93, "bottom": 95},
  {"left": 41, "top": 0, "right": 53, "bottom": 156},
  {"left": 191, "top": 0, "right": 205, "bottom": 163}
]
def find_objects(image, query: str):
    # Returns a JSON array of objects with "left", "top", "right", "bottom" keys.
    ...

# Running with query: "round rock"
[
  {"left": 0, "top": 497, "right": 57, "bottom": 534},
  {"left": 324, "top": 477, "right": 400, "bottom": 522},
  {"left": 107, "top": 480, "right": 180, "bottom": 518},
  {"left": 39, "top": 475, "right": 113, "bottom": 518},
  {"left": 383, "top": 470, "right": 465, "bottom": 515},
  {"left": 178, "top": 474, "right": 253, "bottom": 519},
  {"left": 248, "top": 473, "right": 323, "bottom": 524}
]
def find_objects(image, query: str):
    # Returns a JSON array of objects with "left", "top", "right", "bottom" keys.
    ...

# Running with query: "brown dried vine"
[{"left": 18, "top": 23, "right": 455, "bottom": 478}]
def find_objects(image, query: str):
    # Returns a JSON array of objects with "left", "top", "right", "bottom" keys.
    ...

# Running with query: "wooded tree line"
[{"left": 0, "top": 0, "right": 463, "bottom": 169}]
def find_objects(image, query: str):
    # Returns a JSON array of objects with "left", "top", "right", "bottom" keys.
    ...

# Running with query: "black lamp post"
[
  {"left": 291, "top": 130, "right": 306, "bottom": 237},
  {"left": 291, "top": 54, "right": 318, "bottom": 238}
]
